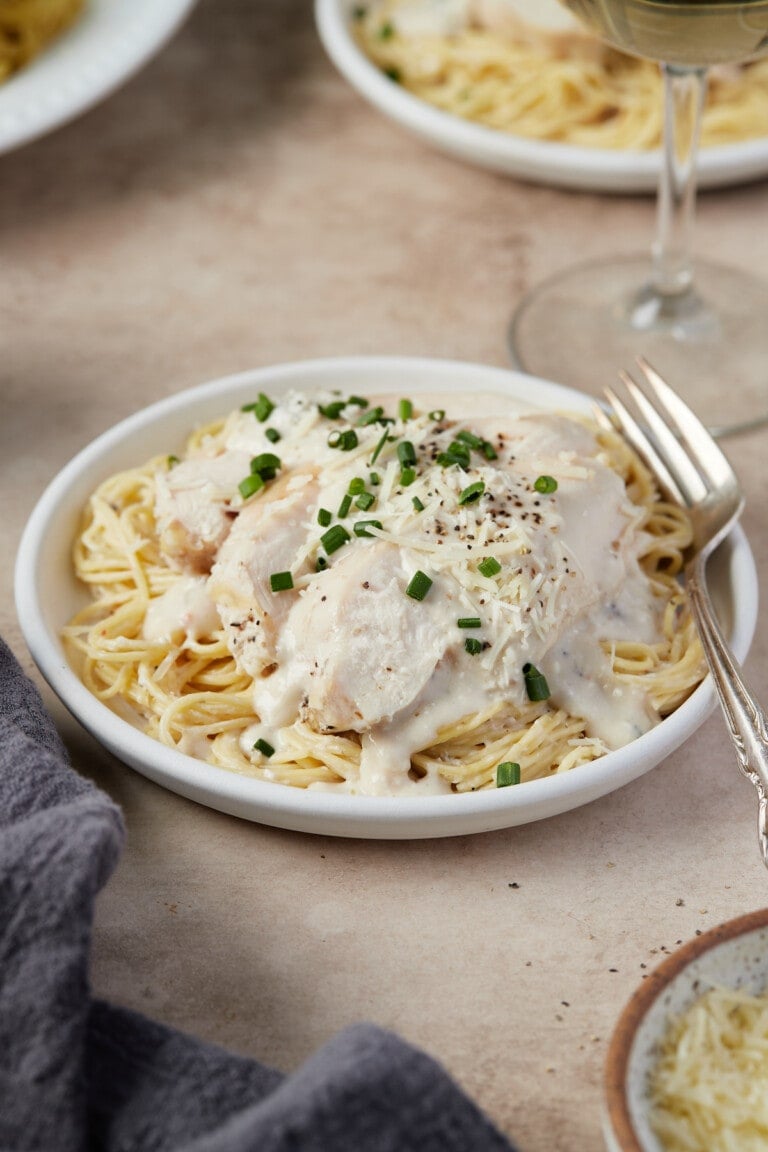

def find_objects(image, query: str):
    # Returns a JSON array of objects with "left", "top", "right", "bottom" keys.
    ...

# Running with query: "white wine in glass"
[{"left": 509, "top": 0, "right": 768, "bottom": 435}]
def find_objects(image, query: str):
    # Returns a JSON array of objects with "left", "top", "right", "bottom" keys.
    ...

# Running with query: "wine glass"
[{"left": 509, "top": 0, "right": 768, "bottom": 436}]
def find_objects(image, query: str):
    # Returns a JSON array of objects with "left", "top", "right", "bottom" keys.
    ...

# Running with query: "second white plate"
[{"left": 315, "top": 0, "right": 768, "bottom": 194}]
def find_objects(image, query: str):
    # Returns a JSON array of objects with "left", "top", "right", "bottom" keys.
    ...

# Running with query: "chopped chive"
[
  {"left": 400, "top": 467, "right": 416, "bottom": 487},
  {"left": 250, "top": 452, "right": 281, "bottom": 477},
  {"left": 316, "top": 556, "right": 328, "bottom": 571},
  {"left": 456, "top": 429, "right": 483, "bottom": 449},
  {"left": 534, "top": 474, "right": 558, "bottom": 494},
  {"left": 354, "top": 519, "right": 382, "bottom": 537},
  {"left": 384, "top": 66, "right": 401, "bottom": 82},
  {"left": 254, "top": 738, "right": 275, "bottom": 758},
  {"left": 317, "top": 507, "right": 332, "bottom": 527},
  {"left": 429, "top": 408, "right": 445, "bottom": 421},
  {"left": 239, "top": 473, "right": 264, "bottom": 500},
  {"left": 321, "top": 524, "right": 350, "bottom": 555},
  {"left": 338, "top": 494, "right": 352, "bottom": 518},
  {"left": 523, "top": 662, "right": 551, "bottom": 701},
  {"left": 356, "top": 491, "right": 376, "bottom": 511},
  {"left": 269, "top": 571, "right": 294, "bottom": 593},
  {"left": 265, "top": 427, "right": 281, "bottom": 443},
  {"left": 406, "top": 571, "right": 432, "bottom": 601},
  {"left": 328, "top": 429, "right": 358, "bottom": 451},
  {"left": 348, "top": 477, "right": 366, "bottom": 495},
  {"left": 398, "top": 398, "right": 413, "bottom": 420},
  {"left": 437, "top": 440, "right": 471, "bottom": 468},
  {"left": 352, "top": 5, "right": 367, "bottom": 19},
  {"left": 370, "top": 428, "right": 391, "bottom": 465},
  {"left": 478, "top": 556, "right": 501, "bottom": 578},
  {"left": 167, "top": 454, "right": 180, "bottom": 468},
  {"left": 319, "top": 400, "right": 347, "bottom": 419},
  {"left": 377, "top": 20, "right": 394, "bottom": 38},
  {"left": 458, "top": 480, "right": 485, "bottom": 505},
  {"left": 241, "top": 393, "right": 274, "bottom": 421},
  {"left": 369, "top": 471, "right": 380, "bottom": 486},
  {"left": 496, "top": 761, "right": 521, "bottom": 788},
  {"left": 481, "top": 440, "right": 498, "bottom": 461},
  {"left": 412, "top": 496, "right": 425, "bottom": 512},
  {"left": 464, "top": 637, "right": 482, "bottom": 655},
  {"left": 348, "top": 395, "right": 368, "bottom": 409},
  {"left": 356, "top": 405, "right": 385, "bottom": 427},
  {"left": 457, "top": 617, "right": 482, "bottom": 629},
  {"left": 397, "top": 441, "right": 416, "bottom": 467}
]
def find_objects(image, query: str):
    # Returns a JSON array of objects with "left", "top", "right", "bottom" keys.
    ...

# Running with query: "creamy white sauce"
[
  {"left": 177, "top": 729, "right": 214, "bottom": 760},
  {"left": 156, "top": 389, "right": 671, "bottom": 795},
  {"left": 358, "top": 660, "right": 485, "bottom": 796},
  {"left": 142, "top": 576, "right": 220, "bottom": 643}
]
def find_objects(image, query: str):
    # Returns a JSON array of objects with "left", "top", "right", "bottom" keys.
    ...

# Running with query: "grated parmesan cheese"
[{"left": 651, "top": 984, "right": 768, "bottom": 1151}]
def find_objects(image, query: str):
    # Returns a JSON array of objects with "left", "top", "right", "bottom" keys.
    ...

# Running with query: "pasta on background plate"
[
  {"left": 0, "top": 0, "right": 84, "bottom": 83},
  {"left": 355, "top": 0, "right": 768, "bottom": 150},
  {"left": 64, "top": 387, "right": 705, "bottom": 797}
]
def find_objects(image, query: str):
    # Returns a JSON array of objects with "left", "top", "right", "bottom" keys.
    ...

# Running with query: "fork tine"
[
  {"left": 604, "top": 384, "right": 685, "bottom": 504},
  {"left": 590, "top": 401, "right": 615, "bottom": 433},
  {"left": 618, "top": 370, "right": 709, "bottom": 506},
  {"left": 635, "top": 357, "right": 737, "bottom": 491}
]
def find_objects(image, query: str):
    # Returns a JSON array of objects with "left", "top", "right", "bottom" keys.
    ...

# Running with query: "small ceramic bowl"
[{"left": 604, "top": 908, "right": 768, "bottom": 1151}]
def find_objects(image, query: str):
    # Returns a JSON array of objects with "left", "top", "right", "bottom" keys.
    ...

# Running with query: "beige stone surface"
[{"left": 2, "top": 2, "right": 768, "bottom": 1149}]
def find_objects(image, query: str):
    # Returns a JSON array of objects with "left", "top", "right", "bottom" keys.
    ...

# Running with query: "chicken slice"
[
  {"left": 470, "top": 0, "right": 603, "bottom": 56},
  {"left": 155, "top": 452, "right": 250, "bottom": 574},
  {"left": 207, "top": 470, "right": 318, "bottom": 679},
  {"left": 277, "top": 541, "right": 451, "bottom": 734},
  {"left": 462, "top": 412, "right": 599, "bottom": 466}
]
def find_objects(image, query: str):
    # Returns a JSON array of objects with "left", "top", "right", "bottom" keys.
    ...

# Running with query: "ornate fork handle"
[{"left": 687, "top": 550, "right": 768, "bottom": 866}]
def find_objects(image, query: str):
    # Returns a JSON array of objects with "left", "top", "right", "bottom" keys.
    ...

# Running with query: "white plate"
[
  {"left": 315, "top": 0, "right": 768, "bottom": 194},
  {"left": 0, "top": 0, "right": 198, "bottom": 155},
  {"left": 14, "top": 357, "right": 758, "bottom": 839}
]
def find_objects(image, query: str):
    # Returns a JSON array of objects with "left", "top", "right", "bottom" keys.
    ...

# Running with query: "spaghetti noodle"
[{"left": 64, "top": 389, "right": 704, "bottom": 796}]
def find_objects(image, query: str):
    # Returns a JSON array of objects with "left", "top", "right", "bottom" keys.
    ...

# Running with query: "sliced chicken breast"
[
  {"left": 207, "top": 470, "right": 319, "bottom": 678},
  {"left": 280, "top": 541, "right": 451, "bottom": 734},
  {"left": 155, "top": 452, "right": 250, "bottom": 574}
]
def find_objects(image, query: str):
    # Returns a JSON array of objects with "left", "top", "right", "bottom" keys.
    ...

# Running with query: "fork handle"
[{"left": 688, "top": 552, "right": 768, "bottom": 867}]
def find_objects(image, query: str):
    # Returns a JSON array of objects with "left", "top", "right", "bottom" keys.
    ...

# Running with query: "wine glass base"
[{"left": 509, "top": 255, "right": 768, "bottom": 436}]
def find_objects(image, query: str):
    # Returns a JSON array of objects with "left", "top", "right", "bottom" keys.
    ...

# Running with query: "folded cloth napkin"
[{"left": 0, "top": 637, "right": 516, "bottom": 1152}]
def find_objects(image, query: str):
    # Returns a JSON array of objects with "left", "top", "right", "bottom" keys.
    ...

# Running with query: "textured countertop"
[{"left": 3, "top": 3, "right": 768, "bottom": 1149}]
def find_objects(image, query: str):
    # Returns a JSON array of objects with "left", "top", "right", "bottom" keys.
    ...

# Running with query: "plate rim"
[
  {"left": 14, "top": 356, "right": 759, "bottom": 838},
  {"left": 314, "top": 0, "right": 768, "bottom": 194}
]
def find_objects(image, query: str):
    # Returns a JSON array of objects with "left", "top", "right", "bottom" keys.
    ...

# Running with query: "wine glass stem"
[{"left": 653, "top": 64, "right": 708, "bottom": 298}]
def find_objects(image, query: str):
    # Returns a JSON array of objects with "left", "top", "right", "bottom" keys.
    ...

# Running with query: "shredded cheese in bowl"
[
  {"left": 651, "top": 985, "right": 768, "bottom": 1151},
  {"left": 0, "top": 0, "right": 84, "bottom": 83}
]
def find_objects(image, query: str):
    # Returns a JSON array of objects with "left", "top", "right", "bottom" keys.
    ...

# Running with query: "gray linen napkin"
[{"left": 0, "top": 637, "right": 516, "bottom": 1152}]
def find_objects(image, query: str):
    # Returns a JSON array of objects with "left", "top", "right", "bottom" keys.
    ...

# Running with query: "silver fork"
[{"left": 603, "top": 357, "right": 768, "bottom": 870}]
